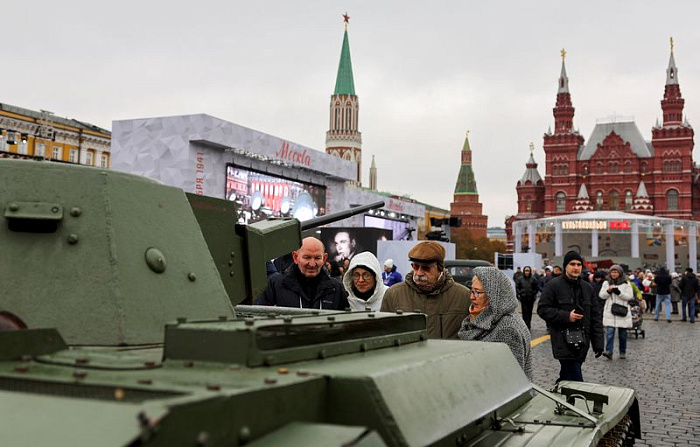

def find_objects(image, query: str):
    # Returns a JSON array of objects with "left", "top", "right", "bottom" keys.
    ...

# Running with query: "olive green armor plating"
[{"left": 0, "top": 159, "right": 640, "bottom": 446}]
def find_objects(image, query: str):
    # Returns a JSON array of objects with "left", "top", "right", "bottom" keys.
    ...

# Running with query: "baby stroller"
[{"left": 629, "top": 298, "right": 645, "bottom": 339}]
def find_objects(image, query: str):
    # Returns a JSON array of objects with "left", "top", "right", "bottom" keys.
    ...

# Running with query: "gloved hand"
[
  {"left": 594, "top": 350, "right": 603, "bottom": 358},
  {"left": 612, "top": 288, "right": 621, "bottom": 295}
]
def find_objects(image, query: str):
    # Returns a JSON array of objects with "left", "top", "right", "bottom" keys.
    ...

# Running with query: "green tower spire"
[
  {"left": 454, "top": 132, "right": 478, "bottom": 195},
  {"left": 334, "top": 25, "right": 356, "bottom": 95}
]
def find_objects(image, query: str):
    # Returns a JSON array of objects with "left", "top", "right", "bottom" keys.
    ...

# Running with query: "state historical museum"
[{"left": 506, "top": 43, "right": 700, "bottom": 270}]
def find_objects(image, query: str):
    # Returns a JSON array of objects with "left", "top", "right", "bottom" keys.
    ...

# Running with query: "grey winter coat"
[
  {"left": 671, "top": 277, "right": 682, "bottom": 303},
  {"left": 458, "top": 267, "right": 533, "bottom": 381}
]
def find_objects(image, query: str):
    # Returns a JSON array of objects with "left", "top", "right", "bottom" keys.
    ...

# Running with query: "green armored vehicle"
[{"left": 0, "top": 159, "right": 640, "bottom": 446}]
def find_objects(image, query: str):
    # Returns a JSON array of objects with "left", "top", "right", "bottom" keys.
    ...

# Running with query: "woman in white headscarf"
[{"left": 342, "top": 252, "right": 388, "bottom": 311}]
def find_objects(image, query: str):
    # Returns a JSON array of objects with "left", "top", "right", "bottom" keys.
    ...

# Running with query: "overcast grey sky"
[{"left": 5, "top": 1, "right": 700, "bottom": 226}]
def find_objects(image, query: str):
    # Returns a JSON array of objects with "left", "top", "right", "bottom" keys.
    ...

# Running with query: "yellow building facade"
[{"left": 0, "top": 103, "right": 110, "bottom": 167}]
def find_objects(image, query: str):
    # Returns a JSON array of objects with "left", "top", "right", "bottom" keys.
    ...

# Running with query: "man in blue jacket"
[
  {"left": 255, "top": 237, "right": 348, "bottom": 309},
  {"left": 382, "top": 259, "right": 403, "bottom": 287}
]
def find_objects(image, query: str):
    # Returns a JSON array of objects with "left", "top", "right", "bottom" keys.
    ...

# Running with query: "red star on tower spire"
[{"left": 342, "top": 12, "right": 350, "bottom": 29}]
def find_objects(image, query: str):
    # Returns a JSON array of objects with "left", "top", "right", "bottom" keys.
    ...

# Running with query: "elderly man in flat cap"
[{"left": 380, "top": 241, "right": 469, "bottom": 338}]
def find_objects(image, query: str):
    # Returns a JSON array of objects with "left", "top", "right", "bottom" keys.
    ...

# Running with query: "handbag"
[
  {"left": 611, "top": 302, "right": 628, "bottom": 317},
  {"left": 564, "top": 328, "right": 585, "bottom": 347}
]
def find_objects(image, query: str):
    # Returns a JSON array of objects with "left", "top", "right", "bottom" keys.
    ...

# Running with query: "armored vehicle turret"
[{"left": 0, "top": 159, "right": 640, "bottom": 446}]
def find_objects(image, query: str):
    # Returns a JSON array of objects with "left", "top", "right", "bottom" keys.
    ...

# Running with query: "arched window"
[
  {"left": 596, "top": 191, "right": 604, "bottom": 210},
  {"left": 596, "top": 163, "right": 603, "bottom": 174},
  {"left": 556, "top": 192, "right": 566, "bottom": 212},
  {"left": 609, "top": 162, "right": 619, "bottom": 174},
  {"left": 667, "top": 189, "right": 679, "bottom": 211},
  {"left": 526, "top": 200, "right": 532, "bottom": 212},
  {"left": 641, "top": 162, "right": 647, "bottom": 174},
  {"left": 625, "top": 190, "right": 633, "bottom": 210},
  {"left": 583, "top": 165, "right": 589, "bottom": 176},
  {"left": 624, "top": 161, "right": 631, "bottom": 173},
  {"left": 609, "top": 191, "right": 619, "bottom": 210}
]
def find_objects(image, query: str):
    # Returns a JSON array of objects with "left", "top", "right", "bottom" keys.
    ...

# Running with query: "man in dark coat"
[
  {"left": 537, "top": 251, "right": 604, "bottom": 383},
  {"left": 255, "top": 237, "right": 348, "bottom": 310},
  {"left": 515, "top": 266, "right": 539, "bottom": 330},
  {"left": 679, "top": 267, "right": 699, "bottom": 323}
]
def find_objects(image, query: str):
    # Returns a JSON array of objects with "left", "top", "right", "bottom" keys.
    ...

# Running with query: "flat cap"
[{"left": 408, "top": 241, "right": 445, "bottom": 263}]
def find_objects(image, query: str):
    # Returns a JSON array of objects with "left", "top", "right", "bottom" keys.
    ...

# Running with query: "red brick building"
[{"left": 506, "top": 45, "right": 697, "bottom": 251}]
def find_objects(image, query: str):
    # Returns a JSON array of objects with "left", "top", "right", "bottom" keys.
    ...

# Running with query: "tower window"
[
  {"left": 596, "top": 191, "right": 604, "bottom": 210},
  {"left": 596, "top": 163, "right": 603, "bottom": 174},
  {"left": 624, "top": 161, "right": 631, "bottom": 173},
  {"left": 556, "top": 192, "right": 566, "bottom": 212},
  {"left": 667, "top": 189, "right": 679, "bottom": 211}
]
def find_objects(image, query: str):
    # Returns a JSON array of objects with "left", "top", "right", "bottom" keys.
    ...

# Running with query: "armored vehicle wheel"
[{"left": 597, "top": 414, "right": 635, "bottom": 446}]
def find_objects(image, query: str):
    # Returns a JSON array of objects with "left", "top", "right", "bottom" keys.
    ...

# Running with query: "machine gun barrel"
[{"left": 300, "top": 200, "right": 385, "bottom": 231}]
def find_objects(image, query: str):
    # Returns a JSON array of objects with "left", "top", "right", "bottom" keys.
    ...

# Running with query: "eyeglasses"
[
  {"left": 470, "top": 289, "right": 486, "bottom": 297},
  {"left": 411, "top": 262, "right": 435, "bottom": 272},
  {"left": 352, "top": 272, "right": 373, "bottom": 281}
]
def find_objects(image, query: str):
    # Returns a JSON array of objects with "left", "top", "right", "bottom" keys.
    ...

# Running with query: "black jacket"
[
  {"left": 255, "top": 266, "right": 348, "bottom": 310},
  {"left": 679, "top": 273, "right": 700, "bottom": 297},
  {"left": 654, "top": 272, "right": 672, "bottom": 295},
  {"left": 537, "top": 275, "right": 604, "bottom": 362},
  {"left": 515, "top": 275, "right": 539, "bottom": 301}
]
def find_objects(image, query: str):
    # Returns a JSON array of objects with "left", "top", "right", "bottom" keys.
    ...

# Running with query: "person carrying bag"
[{"left": 599, "top": 265, "right": 634, "bottom": 360}]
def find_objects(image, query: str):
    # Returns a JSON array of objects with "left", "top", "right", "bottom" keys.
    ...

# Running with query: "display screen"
[
  {"left": 226, "top": 165, "right": 326, "bottom": 224},
  {"left": 320, "top": 227, "right": 393, "bottom": 263},
  {"left": 364, "top": 215, "right": 411, "bottom": 240}
]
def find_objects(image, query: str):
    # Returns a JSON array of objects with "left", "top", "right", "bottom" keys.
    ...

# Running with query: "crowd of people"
[{"left": 255, "top": 237, "right": 699, "bottom": 385}]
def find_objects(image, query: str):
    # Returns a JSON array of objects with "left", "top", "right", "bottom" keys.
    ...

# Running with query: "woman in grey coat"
[{"left": 458, "top": 266, "right": 533, "bottom": 380}]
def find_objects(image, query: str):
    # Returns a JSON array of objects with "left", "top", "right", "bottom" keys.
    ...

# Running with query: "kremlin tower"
[
  {"left": 450, "top": 132, "right": 488, "bottom": 238},
  {"left": 325, "top": 13, "right": 363, "bottom": 185}
]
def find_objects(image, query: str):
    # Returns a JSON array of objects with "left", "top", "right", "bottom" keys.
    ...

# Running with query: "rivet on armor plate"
[
  {"left": 144, "top": 248, "right": 167, "bottom": 273},
  {"left": 238, "top": 426, "right": 251, "bottom": 443},
  {"left": 8, "top": 203, "right": 19, "bottom": 212},
  {"left": 67, "top": 234, "right": 79, "bottom": 245},
  {"left": 188, "top": 272, "right": 197, "bottom": 281},
  {"left": 70, "top": 207, "right": 82, "bottom": 217}
]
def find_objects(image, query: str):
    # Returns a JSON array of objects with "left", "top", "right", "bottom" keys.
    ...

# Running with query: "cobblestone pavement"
[{"left": 528, "top": 303, "right": 700, "bottom": 446}]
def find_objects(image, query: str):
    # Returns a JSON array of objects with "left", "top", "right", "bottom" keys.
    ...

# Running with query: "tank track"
[{"left": 597, "top": 414, "right": 635, "bottom": 446}]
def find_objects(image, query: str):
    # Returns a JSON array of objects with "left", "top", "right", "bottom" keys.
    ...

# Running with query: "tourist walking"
[
  {"left": 671, "top": 272, "right": 681, "bottom": 314},
  {"left": 537, "top": 251, "right": 604, "bottom": 382},
  {"left": 515, "top": 266, "right": 539, "bottom": 330},
  {"left": 654, "top": 267, "right": 673, "bottom": 322},
  {"left": 679, "top": 268, "right": 699, "bottom": 323},
  {"left": 599, "top": 265, "right": 634, "bottom": 359}
]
